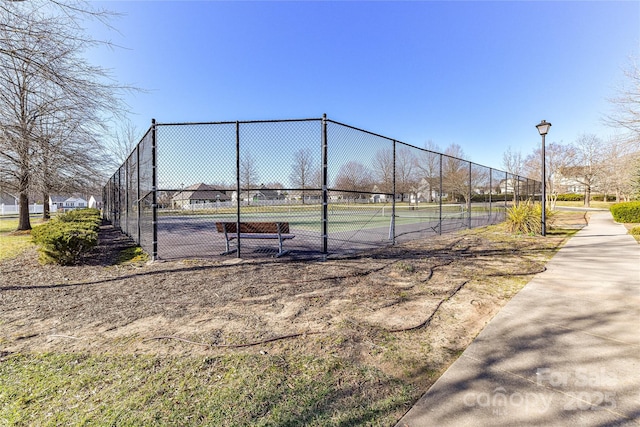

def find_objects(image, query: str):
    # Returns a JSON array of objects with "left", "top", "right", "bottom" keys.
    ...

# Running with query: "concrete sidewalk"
[{"left": 396, "top": 212, "right": 640, "bottom": 427}]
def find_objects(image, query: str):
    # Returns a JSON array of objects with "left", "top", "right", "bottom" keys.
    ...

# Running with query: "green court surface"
[{"left": 163, "top": 204, "right": 479, "bottom": 233}]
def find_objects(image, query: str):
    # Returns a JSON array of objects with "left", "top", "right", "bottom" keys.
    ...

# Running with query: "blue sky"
[{"left": 89, "top": 1, "right": 639, "bottom": 171}]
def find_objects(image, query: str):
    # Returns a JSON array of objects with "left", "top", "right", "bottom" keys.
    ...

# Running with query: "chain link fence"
[{"left": 103, "top": 117, "right": 541, "bottom": 260}]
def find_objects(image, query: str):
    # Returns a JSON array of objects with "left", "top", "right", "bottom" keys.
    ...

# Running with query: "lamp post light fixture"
[{"left": 535, "top": 120, "right": 552, "bottom": 236}]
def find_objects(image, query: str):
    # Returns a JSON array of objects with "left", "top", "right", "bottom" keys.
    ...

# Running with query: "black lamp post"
[{"left": 535, "top": 120, "right": 552, "bottom": 236}]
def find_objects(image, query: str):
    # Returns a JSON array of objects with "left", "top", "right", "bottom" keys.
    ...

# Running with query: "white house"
[
  {"left": 231, "top": 185, "right": 285, "bottom": 204},
  {"left": 88, "top": 195, "right": 103, "bottom": 209},
  {"left": 49, "top": 195, "right": 87, "bottom": 212},
  {"left": 172, "top": 183, "right": 231, "bottom": 209}
]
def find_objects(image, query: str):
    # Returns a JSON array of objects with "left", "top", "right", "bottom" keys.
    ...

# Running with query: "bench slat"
[
  {"left": 215, "top": 222, "right": 289, "bottom": 234},
  {"left": 226, "top": 233, "right": 295, "bottom": 240},
  {"left": 215, "top": 221, "right": 294, "bottom": 257}
]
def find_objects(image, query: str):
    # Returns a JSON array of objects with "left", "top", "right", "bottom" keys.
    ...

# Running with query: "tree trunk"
[
  {"left": 43, "top": 191, "right": 50, "bottom": 220},
  {"left": 17, "top": 192, "right": 31, "bottom": 231},
  {"left": 584, "top": 185, "right": 592, "bottom": 207}
]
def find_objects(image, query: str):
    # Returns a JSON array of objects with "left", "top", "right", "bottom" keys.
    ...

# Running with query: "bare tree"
[
  {"left": 566, "top": 134, "right": 606, "bottom": 207},
  {"left": 414, "top": 140, "right": 441, "bottom": 203},
  {"left": 334, "top": 161, "right": 373, "bottom": 200},
  {"left": 395, "top": 146, "right": 417, "bottom": 202},
  {"left": 599, "top": 135, "right": 637, "bottom": 201},
  {"left": 109, "top": 119, "right": 141, "bottom": 167},
  {"left": 441, "top": 144, "right": 470, "bottom": 204},
  {"left": 471, "top": 163, "right": 491, "bottom": 199},
  {"left": 502, "top": 146, "right": 524, "bottom": 177},
  {"left": 524, "top": 142, "right": 575, "bottom": 209},
  {"left": 289, "top": 148, "right": 317, "bottom": 204},
  {"left": 604, "top": 58, "right": 640, "bottom": 142},
  {"left": 373, "top": 148, "right": 393, "bottom": 194},
  {"left": 604, "top": 58, "right": 640, "bottom": 198},
  {"left": 0, "top": 1, "right": 118, "bottom": 72},
  {"left": 371, "top": 146, "right": 421, "bottom": 202},
  {"left": 0, "top": 1, "right": 127, "bottom": 230},
  {"left": 239, "top": 153, "right": 259, "bottom": 205}
]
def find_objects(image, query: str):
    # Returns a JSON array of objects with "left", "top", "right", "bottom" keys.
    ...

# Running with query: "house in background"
[
  {"left": 556, "top": 166, "right": 592, "bottom": 194},
  {"left": 370, "top": 185, "right": 392, "bottom": 203},
  {"left": 88, "top": 195, "right": 103, "bottom": 209},
  {"left": 0, "top": 191, "right": 18, "bottom": 215},
  {"left": 49, "top": 195, "right": 87, "bottom": 212},
  {"left": 231, "top": 185, "right": 285, "bottom": 203},
  {"left": 172, "top": 183, "right": 231, "bottom": 209},
  {"left": 286, "top": 190, "right": 321, "bottom": 204},
  {"left": 249, "top": 185, "right": 285, "bottom": 202},
  {"left": 0, "top": 191, "right": 17, "bottom": 206}
]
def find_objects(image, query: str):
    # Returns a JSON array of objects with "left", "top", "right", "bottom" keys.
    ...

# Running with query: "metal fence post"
[
  {"left": 236, "top": 121, "right": 241, "bottom": 258},
  {"left": 136, "top": 145, "right": 141, "bottom": 244},
  {"left": 116, "top": 169, "right": 120, "bottom": 228},
  {"left": 124, "top": 160, "right": 128, "bottom": 236},
  {"left": 321, "top": 114, "right": 328, "bottom": 254},
  {"left": 151, "top": 118, "right": 158, "bottom": 261},
  {"left": 489, "top": 167, "right": 493, "bottom": 221},
  {"left": 110, "top": 176, "right": 115, "bottom": 224},
  {"left": 505, "top": 171, "right": 508, "bottom": 209},
  {"left": 391, "top": 140, "right": 396, "bottom": 243},
  {"left": 438, "top": 154, "right": 443, "bottom": 235},
  {"left": 468, "top": 162, "right": 472, "bottom": 228}
]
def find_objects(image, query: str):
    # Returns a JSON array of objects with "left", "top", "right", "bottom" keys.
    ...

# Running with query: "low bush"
[
  {"left": 57, "top": 208, "right": 101, "bottom": 228},
  {"left": 610, "top": 202, "right": 640, "bottom": 223},
  {"left": 470, "top": 194, "right": 532, "bottom": 203},
  {"left": 506, "top": 201, "right": 540, "bottom": 234},
  {"left": 556, "top": 193, "right": 583, "bottom": 202},
  {"left": 31, "top": 209, "right": 101, "bottom": 265},
  {"left": 629, "top": 226, "right": 640, "bottom": 236},
  {"left": 505, "top": 201, "right": 555, "bottom": 235}
]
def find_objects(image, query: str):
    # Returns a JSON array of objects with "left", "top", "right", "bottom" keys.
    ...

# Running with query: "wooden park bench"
[{"left": 215, "top": 222, "right": 295, "bottom": 258}]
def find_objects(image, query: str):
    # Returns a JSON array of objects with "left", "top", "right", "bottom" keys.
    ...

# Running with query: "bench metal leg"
[
  {"left": 275, "top": 250, "right": 290, "bottom": 258},
  {"left": 275, "top": 227, "right": 289, "bottom": 257},
  {"left": 220, "top": 234, "right": 237, "bottom": 256}
]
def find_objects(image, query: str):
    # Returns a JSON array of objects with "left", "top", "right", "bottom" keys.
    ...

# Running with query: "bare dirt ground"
[{"left": 0, "top": 213, "right": 587, "bottom": 388}]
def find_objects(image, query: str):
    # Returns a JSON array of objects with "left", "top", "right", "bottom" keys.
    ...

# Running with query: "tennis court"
[
  {"left": 155, "top": 203, "right": 505, "bottom": 260},
  {"left": 103, "top": 117, "right": 535, "bottom": 260}
]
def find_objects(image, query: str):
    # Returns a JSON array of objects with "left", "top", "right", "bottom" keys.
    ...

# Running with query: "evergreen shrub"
[
  {"left": 610, "top": 202, "right": 640, "bottom": 223},
  {"left": 556, "top": 193, "right": 583, "bottom": 202},
  {"left": 31, "top": 209, "right": 101, "bottom": 265}
]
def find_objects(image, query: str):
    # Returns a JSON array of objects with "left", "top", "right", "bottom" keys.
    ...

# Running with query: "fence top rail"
[
  {"left": 104, "top": 116, "right": 540, "bottom": 190},
  {"left": 153, "top": 118, "right": 322, "bottom": 127},
  {"left": 327, "top": 119, "right": 516, "bottom": 174},
  {"left": 326, "top": 119, "right": 398, "bottom": 144}
]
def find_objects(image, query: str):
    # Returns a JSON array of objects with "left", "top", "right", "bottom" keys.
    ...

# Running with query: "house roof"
[
  {"left": 172, "top": 183, "right": 231, "bottom": 201},
  {"left": 50, "top": 195, "right": 67, "bottom": 203},
  {"left": 66, "top": 196, "right": 87, "bottom": 203},
  {"left": 252, "top": 185, "right": 282, "bottom": 199},
  {"left": 0, "top": 191, "right": 17, "bottom": 205},
  {"left": 50, "top": 195, "right": 87, "bottom": 203}
]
